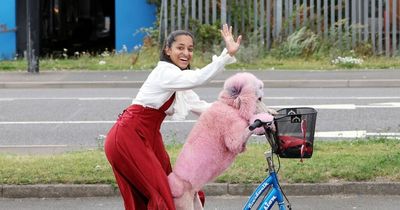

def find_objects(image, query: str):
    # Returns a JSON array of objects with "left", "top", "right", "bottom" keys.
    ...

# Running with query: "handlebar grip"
[{"left": 249, "top": 119, "right": 263, "bottom": 131}]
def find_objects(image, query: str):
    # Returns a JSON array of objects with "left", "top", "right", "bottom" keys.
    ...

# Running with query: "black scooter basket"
[{"left": 274, "top": 107, "right": 317, "bottom": 158}]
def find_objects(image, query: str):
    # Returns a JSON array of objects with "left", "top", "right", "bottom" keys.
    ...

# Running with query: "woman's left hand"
[{"left": 220, "top": 23, "right": 242, "bottom": 57}]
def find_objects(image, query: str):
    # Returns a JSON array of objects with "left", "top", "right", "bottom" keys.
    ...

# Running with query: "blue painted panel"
[
  {"left": 115, "top": 0, "right": 156, "bottom": 53},
  {"left": 0, "top": 0, "right": 16, "bottom": 60}
]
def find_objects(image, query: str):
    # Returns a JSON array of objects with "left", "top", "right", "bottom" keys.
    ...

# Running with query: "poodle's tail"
[{"left": 168, "top": 173, "right": 189, "bottom": 198}]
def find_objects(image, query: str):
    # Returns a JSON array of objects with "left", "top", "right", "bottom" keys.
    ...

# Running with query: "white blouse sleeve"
[
  {"left": 158, "top": 49, "right": 236, "bottom": 90},
  {"left": 171, "top": 90, "right": 212, "bottom": 120}
]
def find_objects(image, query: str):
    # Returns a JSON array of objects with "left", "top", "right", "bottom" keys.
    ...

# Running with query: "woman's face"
[{"left": 165, "top": 35, "right": 194, "bottom": 69}]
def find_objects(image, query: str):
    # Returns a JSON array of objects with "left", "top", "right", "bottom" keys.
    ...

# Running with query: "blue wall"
[
  {"left": 115, "top": 0, "right": 157, "bottom": 53},
  {"left": 0, "top": 0, "right": 156, "bottom": 59},
  {"left": 0, "top": 0, "right": 16, "bottom": 60}
]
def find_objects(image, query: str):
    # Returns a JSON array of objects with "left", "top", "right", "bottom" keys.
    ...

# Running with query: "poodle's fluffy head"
[{"left": 218, "top": 72, "right": 264, "bottom": 121}]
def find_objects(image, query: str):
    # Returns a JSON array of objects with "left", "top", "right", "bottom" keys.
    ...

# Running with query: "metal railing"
[{"left": 159, "top": 0, "right": 400, "bottom": 56}]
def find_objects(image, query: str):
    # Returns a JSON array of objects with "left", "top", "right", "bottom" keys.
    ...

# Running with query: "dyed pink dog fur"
[{"left": 168, "top": 72, "right": 271, "bottom": 209}]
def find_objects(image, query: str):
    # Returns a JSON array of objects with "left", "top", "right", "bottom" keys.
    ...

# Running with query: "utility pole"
[{"left": 26, "top": 0, "right": 39, "bottom": 73}]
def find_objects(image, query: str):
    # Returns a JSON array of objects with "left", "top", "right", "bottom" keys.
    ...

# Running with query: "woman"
[{"left": 104, "top": 24, "right": 242, "bottom": 210}]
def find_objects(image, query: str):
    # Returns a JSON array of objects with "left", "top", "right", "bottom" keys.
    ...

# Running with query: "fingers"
[
  {"left": 220, "top": 23, "right": 229, "bottom": 37},
  {"left": 236, "top": 35, "right": 242, "bottom": 45},
  {"left": 220, "top": 29, "right": 227, "bottom": 38},
  {"left": 220, "top": 23, "right": 242, "bottom": 41}
]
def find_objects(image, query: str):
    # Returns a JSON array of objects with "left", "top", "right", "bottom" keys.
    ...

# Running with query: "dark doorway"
[
  {"left": 16, "top": 0, "right": 115, "bottom": 57},
  {"left": 40, "top": 0, "right": 115, "bottom": 56}
]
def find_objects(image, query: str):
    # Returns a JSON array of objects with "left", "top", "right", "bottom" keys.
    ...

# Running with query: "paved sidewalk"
[{"left": 1, "top": 69, "right": 400, "bottom": 88}]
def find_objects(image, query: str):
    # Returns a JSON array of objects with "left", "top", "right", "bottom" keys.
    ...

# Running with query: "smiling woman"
[
  {"left": 160, "top": 30, "right": 195, "bottom": 70},
  {"left": 103, "top": 23, "right": 242, "bottom": 210}
]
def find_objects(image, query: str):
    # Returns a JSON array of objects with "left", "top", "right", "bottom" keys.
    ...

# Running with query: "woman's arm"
[
  {"left": 170, "top": 90, "right": 212, "bottom": 120},
  {"left": 158, "top": 49, "right": 235, "bottom": 90},
  {"left": 159, "top": 24, "right": 242, "bottom": 90}
]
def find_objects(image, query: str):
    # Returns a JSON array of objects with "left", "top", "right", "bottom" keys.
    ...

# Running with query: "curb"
[
  {"left": 2, "top": 182, "right": 400, "bottom": 198},
  {"left": 1, "top": 184, "right": 118, "bottom": 198},
  {"left": 1, "top": 79, "right": 400, "bottom": 88}
]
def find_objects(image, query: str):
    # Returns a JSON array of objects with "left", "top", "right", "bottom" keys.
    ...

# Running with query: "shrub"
[
  {"left": 331, "top": 56, "right": 363, "bottom": 68},
  {"left": 273, "top": 27, "right": 319, "bottom": 59}
]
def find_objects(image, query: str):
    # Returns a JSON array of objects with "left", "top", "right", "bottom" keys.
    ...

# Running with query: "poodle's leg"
[
  {"left": 193, "top": 191, "right": 204, "bottom": 210},
  {"left": 169, "top": 173, "right": 198, "bottom": 209},
  {"left": 174, "top": 190, "right": 195, "bottom": 210},
  {"left": 168, "top": 173, "right": 185, "bottom": 198}
]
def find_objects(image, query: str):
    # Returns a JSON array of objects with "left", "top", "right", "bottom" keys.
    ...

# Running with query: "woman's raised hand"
[{"left": 220, "top": 23, "right": 242, "bottom": 56}]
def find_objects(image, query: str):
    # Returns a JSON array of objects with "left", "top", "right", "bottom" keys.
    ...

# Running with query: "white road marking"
[
  {"left": 0, "top": 120, "right": 197, "bottom": 125},
  {"left": 270, "top": 104, "right": 357, "bottom": 109},
  {"left": 0, "top": 97, "right": 132, "bottom": 101},
  {"left": 315, "top": 131, "right": 400, "bottom": 139},
  {"left": 3, "top": 97, "right": 399, "bottom": 110},
  {"left": 0, "top": 144, "right": 68, "bottom": 148},
  {"left": 79, "top": 97, "right": 132, "bottom": 100},
  {"left": 1, "top": 96, "right": 400, "bottom": 101},
  {"left": 1, "top": 101, "right": 399, "bottom": 125},
  {"left": 0, "top": 121, "right": 116, "bottom": 125},
  {"left": 315, "top": 130, "right": 367, "bottom": 138},
  {"left": 358, "top": 102, "right": 400, "bottom": 108},
  {"left": 271, "top": 102, "right": 400, "bottom": 109},
  {"left": 265, "top": 96, "right": 400, "bottom": 100}
]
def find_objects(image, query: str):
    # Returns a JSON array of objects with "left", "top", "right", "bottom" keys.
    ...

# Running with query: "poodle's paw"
[
  {"left": 168, "top": 173, "right": 185, "bottom": 198},
  {"left": 249, "top": 113, "right": 275, "bottom": 135},
  {"left": 256, "top": 102, "right": 279, "bottom": 115}
]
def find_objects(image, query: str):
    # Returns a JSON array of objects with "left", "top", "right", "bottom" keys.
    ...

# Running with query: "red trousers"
[{"left": 105, "top": 96, "right": 175, "bottom": 210}]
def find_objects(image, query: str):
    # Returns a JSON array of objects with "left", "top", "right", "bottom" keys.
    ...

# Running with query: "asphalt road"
[
  {"left": 0, "top": 71, "right": 400, "bottom": 203},
  {"left": 1, "top": 87, "right": 399, "bottom": 154},
  {"left": 1, "top": 195, "right": 400, "bottom": 210}
]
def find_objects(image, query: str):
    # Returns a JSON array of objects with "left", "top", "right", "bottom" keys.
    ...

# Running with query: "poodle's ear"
[
  {"left": 219, "top": 73, "right": 261, "bottom": 120},
  {"left": 227, "top": 84, "right": 242, "bottom": 109},
  {"left": 228, "top": 84, "right": 242, "bottom": 98}
]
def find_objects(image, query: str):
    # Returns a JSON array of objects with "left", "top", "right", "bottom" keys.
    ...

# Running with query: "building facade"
[{"left": 0, "top": 0, "right": 156, "bottom": 60}]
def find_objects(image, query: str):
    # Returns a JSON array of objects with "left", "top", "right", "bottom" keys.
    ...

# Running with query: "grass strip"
[
  {"left": 0, "top": 138, "right": 399, "bottom": 185},
  {"left": 2, "top": 49, "right": 400, "bottom": 71}
]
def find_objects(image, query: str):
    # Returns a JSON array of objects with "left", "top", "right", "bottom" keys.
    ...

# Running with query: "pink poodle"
[{"left": 168, "top": 72, "right": 274, "bottom": 210}]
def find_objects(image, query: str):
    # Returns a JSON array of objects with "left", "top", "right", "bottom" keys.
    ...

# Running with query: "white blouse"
[{"left": 131, "top": 49, "right": 236, "bottom": 120}]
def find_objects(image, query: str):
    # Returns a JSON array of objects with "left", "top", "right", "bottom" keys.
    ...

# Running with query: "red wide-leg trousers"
[{"left": 104, "top": 100, "right": 175, "bottom": 210}]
